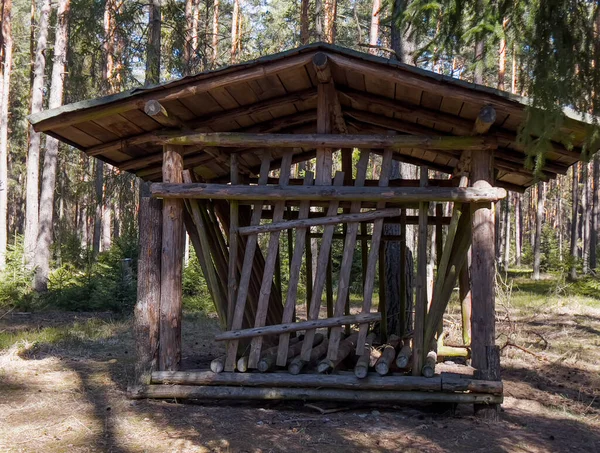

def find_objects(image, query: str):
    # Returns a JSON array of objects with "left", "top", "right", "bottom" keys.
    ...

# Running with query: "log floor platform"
[{"left": 29, "top": 43, "right": 595, "bottom": 420}]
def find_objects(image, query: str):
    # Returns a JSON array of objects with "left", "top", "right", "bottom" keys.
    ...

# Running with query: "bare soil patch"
[{"left": 1, "top": 295, "right": 599, "bottom": 452}]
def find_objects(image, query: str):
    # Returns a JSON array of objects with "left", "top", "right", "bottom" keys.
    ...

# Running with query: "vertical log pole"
[
  {"left": 399, "top": 209, "right": 407, "bottom": 338},
  {"left": 413, "top": 166, "right": 429, "bottom": 375},
  {"left": 470, "top": 147, "right": 500, "bottom": 420},
  {"left": 159, "top": 145, "right": 185, "bottom": 371},
  {"left": 134, "top": 186, "right": 162, "bottom": 384},
  {"left": 228, "top": 154, "right": 239, "bottom": 329},
  {"left": 459, "top": 253, "right": 472, "bottom": 346}
]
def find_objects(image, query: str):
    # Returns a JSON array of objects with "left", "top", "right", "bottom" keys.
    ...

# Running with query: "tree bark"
[
  {"left": 582, "top": 162, "right": 591, "bottom": 274},
  {"left": 315, "top": 0, "right": 323, "bottom": 41},
  {"left": 93, "top": 161, "right": 103, "bottom": 256},
  {"left": 183, "top": 0, "right": 193, "bottom": 74},
  {"left": 23, "top": 0, "right": 51, "bottom": 269},
  {"left": 145, "top": 0, "right": 161, "bottom": 86},
  {"left": 591, "top": 154, "right": 599, "bottom": 271},
  {"left": 515, "top": 192, "right": 522, "bottom": 266},
  {"left": 497, "top": 18, "right": 508, "bottom": 91},
  {"left": 390, "top": 0, "right": 416, "bottom": 64},
  {"left": 368, "top": 0, "right": 381, "bottom": 55},
  {"left": 0, "top": 0, "right": 13, "bottom": 270},
  {"left": 34, "top": 0, "right": 71, "bottom": 292},
  {"left": 230, "top": 0, "right": 239, "bottom": 63},
  {"left": 570, "top": 163, "right": 579, "bottom": 279},
  {"left": 300, "top": 0, "right": 309, "bottom": 45},
  {"left": 533, "top": 182, "right": 544, "bottom": 280},
  {"left": 504, "top": 195, "right": 511, "bottom": 270},
  {"left": 212, "top": 0, "right": 219, "bottom": 66}
]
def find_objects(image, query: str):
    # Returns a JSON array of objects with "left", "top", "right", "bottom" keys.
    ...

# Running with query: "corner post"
[
  {"left": 159, "top": 144, "right": 185, "bottom": 371},
  {"left": 470, "top": 147, "right": 500, "bottom": 420},
  {"left": 134, "top": 183, "right": 162, "bottom": 384}
]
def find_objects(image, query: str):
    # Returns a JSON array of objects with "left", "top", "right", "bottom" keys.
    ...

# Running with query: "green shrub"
[
  {"left": 182, "top": 250, "right": 214, "bottom": 313},
  {"left": 0, "top": 236, "right": 34, "bottom": 311}
]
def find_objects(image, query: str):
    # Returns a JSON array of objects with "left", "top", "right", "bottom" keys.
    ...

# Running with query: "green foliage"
[
  {"left": 43, "top": 232, "right": 138, "bottom": 313},
  {"left": 182, "top": 250, "right": 214, "bottom": 313},
  {"left": 0, "top": 236, "right": 34, "bottom": 311}
]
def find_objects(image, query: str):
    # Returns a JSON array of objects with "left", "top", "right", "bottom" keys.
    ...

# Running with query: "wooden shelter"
[{"left": 30, "top": 44, "right": 593, "bottom": 419}]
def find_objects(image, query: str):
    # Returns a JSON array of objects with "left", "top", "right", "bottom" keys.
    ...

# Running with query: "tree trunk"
[
  {"left": 34, "top": 0, "right": 71, "bottom": 292},
  {"left": 532, "top": 182, "right": 544, "bottom": 280},
  {"left": 23, "top": 0, "right": 51, "bottom": 269},
  {"left": 504, "top": 195, "right": 510, "bottom": 270},
  {"left": 300, "top": 0, "right": 309, "bottom": 45},
  {"left": 582, "top": 162, "right": 591, "bottom": 274},
  {"left": 570, "top": 163, "right": 579, "bottom": 279},
  {"left": 93, "top": 161, "right": 103, "bottom": 256},
  {"left": 0, "top": 0, "right": 13, "bottom": 270},
  {"left": 497, "top": 18, "right": 508, "bottom": 90},
  {"left": 390, "top": 0, "right": 416, "bottom": 64},
  {"left": 368, "top": 0, "right": 381, "bottom": 55},
  {"left": 515, "top": 192, "right": 522, "bottom": 267},
  {"left": 145, "top": 0, "right": 161, "bottom": 86},
  {"left": 315, "top": 0, "right": 323, "bottom": 41},
  {"left": 324, "top": 0, "right": 337, "bottom": 43},
  {"left": 212, "top": 0, "right": 219, "bottom": 66},
  {"left": 591, "top": 154, "right": 599, "bottom": 271},
  {"left": 183, "top": 0, "right": 193, "bottom": 74},
  {"left": 230, "top": 0, "right": 239, "bottom": 63}
]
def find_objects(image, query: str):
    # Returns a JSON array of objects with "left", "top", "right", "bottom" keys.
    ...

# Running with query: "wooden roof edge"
[{"left": 28, "top": 42, "right": 598, "bottom": 133}]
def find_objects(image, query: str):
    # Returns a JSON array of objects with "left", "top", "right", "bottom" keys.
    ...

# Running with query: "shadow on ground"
[{"left": 1, "top": 312, "right": 599, "bottom": 452}]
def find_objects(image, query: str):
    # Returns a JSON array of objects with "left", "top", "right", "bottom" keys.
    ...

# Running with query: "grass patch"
[{"left": 0, "top": 318, "right": 127, "bottom": 354}]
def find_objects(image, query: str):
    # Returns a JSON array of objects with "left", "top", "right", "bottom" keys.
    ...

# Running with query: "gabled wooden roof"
[{"left": 29, "top": 43, "right": 593, "bottom": 190}]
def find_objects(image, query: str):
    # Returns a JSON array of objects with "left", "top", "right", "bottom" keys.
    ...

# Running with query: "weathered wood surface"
[
  {"left": 375, "top": 335, "right": 401, "bottom": 376},
  {"left": 227, "top": 155, "right": 240, "bottom": 329},
  {"left": 301, "top": 173, "right": 345, "bottom": 360},
  {"left": 151, "top": 370, "right": 503, "bottom": 394},
  {"left": 144, "top": 100, "right": 189, "bottom": 129},
  {"left": 248, "top": 152, "right": 293, "bottom": 368},
  {"left": 422, "top": 351, "right": 438, "bottom": 378},
  {"left": 327, "top": 151, "right": 369, "bottom": 360},
  {"left": 396, "top": 343, "right": 412, "bottom": 369},
  {"left": 225, "top": 155, "right": 271, "bottom": 371},
  {"left": 413, "top": 166, "right": 429, "bottom": 376},
  {"left": 288, "top": 336, "right": 330, "bottom": 375},
  {"left": 159, "top": 132, "right": 497, "bottom": 150},
  {"left": 317, "top": 333, "right": 359, "bottom": 373},
  {"left": 238, "top": 207, "right": 402, "bottom": 235},
  {"left": 210, "top": 356, "right": 225, "bottom": 374},
  {"left": 215, "top": 312, "right": 382, "bottom": 341},
  {"left": 471, "top": 141, "right": 501, "bottom": 420},
  {"left": 276, "top": 173, "right": 315, "bottom": 366},
  {"left": 356, "top": 149, "right": 394, "bottom": 353},
  {"left": 134, "top": 195, "right": 162, "bottom": 384},
  {"left": 354, "top": 333, "right": 376, "bottom": 379},
  {"left": 158, "top": 145, "right": 185, "bottom": 371},
  {"left": 151, "top": 183, "right": 507, "bottom": 203},
  {"left": 258, "top": 334, "right": 323, "bottom": 372},
  {"left": 130, "top": 385, "right": 503, "bottom": 404}
]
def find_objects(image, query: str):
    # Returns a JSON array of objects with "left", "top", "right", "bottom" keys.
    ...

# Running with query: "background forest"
[{"left": 1, "top": 0, "right": 600, "bottom": 315}]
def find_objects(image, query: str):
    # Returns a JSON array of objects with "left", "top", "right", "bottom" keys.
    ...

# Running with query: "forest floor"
[{"left": 1, "top": 277, "right": 600, "bottom": 453}]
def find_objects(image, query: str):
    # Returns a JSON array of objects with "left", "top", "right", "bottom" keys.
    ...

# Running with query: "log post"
[
  {"left": 159, "top": 144, "right": 185, "bottom": 371},
  {"left": 134, "top": 185, "right": 162, "bottom": 384},
  {"left": 470, "top": 145, "right": 500, "bottom": 420}
]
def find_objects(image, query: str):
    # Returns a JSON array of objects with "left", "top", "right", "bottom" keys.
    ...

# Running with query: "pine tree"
[{"left": 34, "top": 0, "right": 71, "bottom": 291}]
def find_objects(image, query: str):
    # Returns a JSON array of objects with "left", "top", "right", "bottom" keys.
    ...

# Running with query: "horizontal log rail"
[
  {"left": 129, "top": 385, "right": 503, "bottom": 404},
  {"left": 214, "top": 313, "right": 381, "bottom": 341},
  {"left": 150, "top": 370, "right": 503, "bottom": 394},
  {"left": 151, "top": 183, "right": 508, "bottom": 203},
  {"left": 238, "top": 208, "right": 402, "bottom": 235},
  {"left": 157, "top": 132, "right": 497, "bottom": 150}
]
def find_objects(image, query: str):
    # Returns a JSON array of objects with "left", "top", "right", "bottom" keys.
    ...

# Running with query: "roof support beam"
[
  {"left": 345, "top": 109, "right": 567, "bottom": 176},
  {"left": 150, "top": 182, "right": 508, "bottom": 203},
  {"left": 86, "top": 90, "right": 317, "bottom": 157},
  {"left": 145, "top": 100, "right": 191, "bottom": 130},
  {"left": 338, "top": 85, "right": 582, "bottom": 160},
  {"left": 157, "top": 132, "right": 497, "bottom": 150}
]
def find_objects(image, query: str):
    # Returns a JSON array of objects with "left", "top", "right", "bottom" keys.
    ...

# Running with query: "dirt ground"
[{"left": 1, "top": 284, "right": 600, "bottom": 452}]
